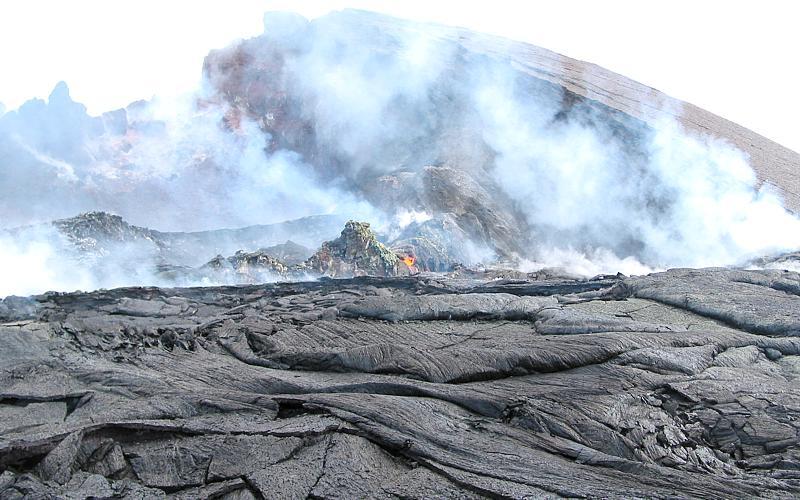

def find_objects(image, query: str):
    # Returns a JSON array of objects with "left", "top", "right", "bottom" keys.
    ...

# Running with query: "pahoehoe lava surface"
[{"left": 2, "top": 268, "right": 800, "bottom": 498}]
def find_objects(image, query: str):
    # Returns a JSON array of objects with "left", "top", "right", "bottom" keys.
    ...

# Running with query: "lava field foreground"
[{"left": 2, "top": 268, "right": 800, "bottom": 498}]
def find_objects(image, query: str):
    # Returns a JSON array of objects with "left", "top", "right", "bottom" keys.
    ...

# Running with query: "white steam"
[
  {"left": 1, "top": 9, "right": 800, "bottom": 297},
  {"left": 396, "top": 210, "right": 433, "bottom": 229},
  {"left": 118, "top": 90, "right": 381, "bottom": 231},
  {"left": 471, "top": 61, "right": 800, "bottom": 271},
  {"left": 520, "top": 248, "right": 656, "bottom": 278},
  {"left": 0, "top": 227, "right": 95, "bottom": 297}
]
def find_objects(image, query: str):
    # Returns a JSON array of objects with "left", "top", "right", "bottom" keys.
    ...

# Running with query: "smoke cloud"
[
  {"left": 474, "top": 70, "right": 800, "bottom": 268},
  {"left": 0, "top": 228, "right": 93, "bottom": 298},
  {"left": 1, "top": 9, "right": 799, "bottom": 297}
]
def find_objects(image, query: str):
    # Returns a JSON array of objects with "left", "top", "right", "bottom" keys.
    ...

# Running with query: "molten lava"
[{"left": 402, "top": 255, "right": 415, "bottom": 267}]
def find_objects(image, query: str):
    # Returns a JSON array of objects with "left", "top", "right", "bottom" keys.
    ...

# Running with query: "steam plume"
[{"left": 1, "top": 9, "right": 798, "bottom": 297}]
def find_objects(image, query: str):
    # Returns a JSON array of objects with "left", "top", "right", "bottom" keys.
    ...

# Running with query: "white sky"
[{"left": 0, "top": 0, "right": 798, "bottom": 152}]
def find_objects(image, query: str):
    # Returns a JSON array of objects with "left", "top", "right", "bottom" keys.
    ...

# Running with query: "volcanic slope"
[
  {"left": 2, "top": 268, "right": 800, "bottom": 498},
  {"left": 206, "top": 8, "right": 800, "bottom": 217}
]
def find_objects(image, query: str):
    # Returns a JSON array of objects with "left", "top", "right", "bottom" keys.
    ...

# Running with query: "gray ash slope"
[{"left": 2, "top": 268, "right": 800, "bottom": 498}]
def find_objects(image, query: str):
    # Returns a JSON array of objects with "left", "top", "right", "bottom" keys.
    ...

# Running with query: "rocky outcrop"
[
  {"left": 260, "top": 240, "right": 314, "bottom": 266},
  {"left": 755, "top": 251, "right": 800, "bottom": 273},
  {"left": 158, "top": 220, "right": 425, "bottom": 283},
  {"left": 51, "top": 211, "right": 162, "bottom": 257},
  {"left": 5, "top": 214, "right": 461, "bottom": 289},
  {"left": 365, "top": 167, "right": 530, "bottom": 261},
  {"left": 6, "top": 211, "right": 346, "bottom": 268},
  {"left": 201, "top": 249, "right": 291, "bottom": 283},
  {"left": 2, "top": 267, "right": 800, "bottom": 497},
  {"left": 307, "top": 220, "right": 409, "bottom": 277},
  {"left": 390, "top": 213, "right": 492, "bottom": 271}
]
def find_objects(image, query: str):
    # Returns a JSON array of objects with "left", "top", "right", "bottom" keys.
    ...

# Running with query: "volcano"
[
  {"left": 2, "top": 9, "right": 800, "bottom": 499},
  {"left": 2, "top": 10, "right": 800, "bottom": 275}
]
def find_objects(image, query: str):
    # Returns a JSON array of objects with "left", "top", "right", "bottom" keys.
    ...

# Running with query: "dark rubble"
[
  {"left": 2, "top": 268, "right": 800, "bottom": 498},
  {"left": 23, "top": 213, "right": 444, "bottom": 285},
  {"left": 42, "top": 211, "right": 346, "bottom": 269},
  {"left": 166, "top": 220, "right": 423, "bottom": 285}
]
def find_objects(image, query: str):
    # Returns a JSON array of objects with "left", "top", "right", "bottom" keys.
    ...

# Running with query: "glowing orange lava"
[{"left": 402, "top": 255, "right": 415, "bottom": 267}]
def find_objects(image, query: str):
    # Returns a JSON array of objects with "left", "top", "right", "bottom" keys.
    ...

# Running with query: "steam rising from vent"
[
  {"left": 477, "top": 74, "right": 800, "bottom": 267},
  {"left": 0, "top": 228, "right": 94, "bottom": 298},
  {"left": 0, "top": 9, "right": 799, "bottom": 296}
]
